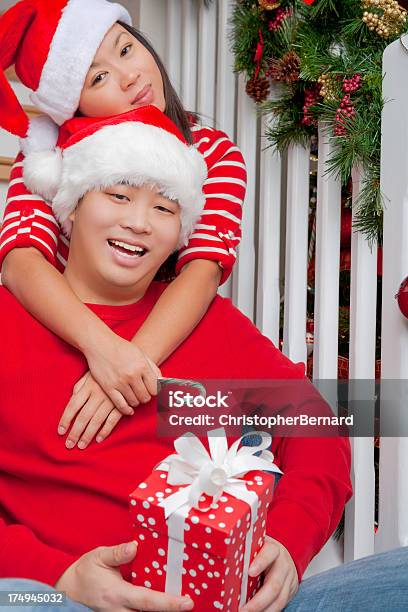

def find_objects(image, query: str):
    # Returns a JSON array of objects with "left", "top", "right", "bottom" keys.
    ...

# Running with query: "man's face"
[{"left": 66, "top": 184, "right": 181, "bottom": 304}]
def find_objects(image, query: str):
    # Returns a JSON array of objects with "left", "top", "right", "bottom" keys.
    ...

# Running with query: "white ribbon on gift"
[{"left": 156, "top": 428, "right": 283, "bottom": 604}]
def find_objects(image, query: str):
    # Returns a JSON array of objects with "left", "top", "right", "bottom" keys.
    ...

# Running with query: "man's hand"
[
  {"left": 84, "top": 333, "right": 161, "bottom": 414},
  {"left": 240, "top": 537, "right": 299, "bottom": 612},
  {"left": 58, "top": 372, "right": 125, "bottom": 449},
  {"left": 55, "top": 541, "right": 194, "bottom": 612}
]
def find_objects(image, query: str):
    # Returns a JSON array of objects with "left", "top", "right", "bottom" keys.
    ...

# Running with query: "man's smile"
[{"left": 108, "top": 239, "right": 148, "bottom": 257}]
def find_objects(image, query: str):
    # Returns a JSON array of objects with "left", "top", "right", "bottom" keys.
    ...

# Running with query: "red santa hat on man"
[
  {"left": 24, "top": 106, "right": 207, "bottom": 249},
  {"left": 0, "top": 0, "right": 131, "bottom": 153}
]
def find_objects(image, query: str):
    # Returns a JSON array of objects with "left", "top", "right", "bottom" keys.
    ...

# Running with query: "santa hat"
[
  {"left": 0, "top": 0, "right": 131, "bottom": 152},
  {"left": 24, "top": 106, "right": 207, "bottom": 248}
]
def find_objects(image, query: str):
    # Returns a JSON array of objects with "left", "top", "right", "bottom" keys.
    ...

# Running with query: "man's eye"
[
  {"left": 121, "top": 44, "right": 132, "bottom": 57},
  {"left": 109, "top": 193, "right": 130, "bottom": 202},
  {"left": 92, "top": 72, "right": 107, "bottom": 86},
  {"left": 155, "top": 205, "right": 174, "bottom": 214}
]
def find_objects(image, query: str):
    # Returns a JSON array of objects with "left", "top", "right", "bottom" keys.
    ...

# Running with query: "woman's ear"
[{"left": 68, "top": 198, "right": 82, "bottom": 223}]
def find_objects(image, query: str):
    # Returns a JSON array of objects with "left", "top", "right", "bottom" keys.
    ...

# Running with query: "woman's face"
[
  {"left": 79, "top": 24, "right": 166, "bottom": 117},
  {"left": 66, "top": 184, "right": 181, "bottom": 304}
]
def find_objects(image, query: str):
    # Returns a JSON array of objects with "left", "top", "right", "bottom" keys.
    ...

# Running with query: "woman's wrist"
[
  {"left": 131, "top": 334, "right": 160, "bottom": 364},
  {"left": 76, "top": 317, "right": 117, "bottom": 357}
]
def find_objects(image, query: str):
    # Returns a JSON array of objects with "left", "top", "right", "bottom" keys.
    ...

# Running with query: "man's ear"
[{"left": 68, "top": 210, "right": 76, "bottom": 223}]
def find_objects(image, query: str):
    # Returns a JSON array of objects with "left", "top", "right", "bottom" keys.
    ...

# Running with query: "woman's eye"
[
  {"left": 121, "top": 44, "right": 132, "bottom": 57},
  {"left": 92, "top": 72, "right": 107, "bottom": 86}
]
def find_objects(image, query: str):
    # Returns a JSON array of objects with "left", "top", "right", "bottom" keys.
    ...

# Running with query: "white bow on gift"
[{"left": 157, "top": 427, "right": 283, "bottom": 518}]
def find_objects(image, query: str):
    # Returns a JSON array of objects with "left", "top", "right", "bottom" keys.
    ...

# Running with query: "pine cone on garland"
[
  {"left": 246, "top": 74, "right": 270, "bottom": 102},
  {"left": 258, "top": 0, "right": 282, "bottom": 10},
  {"left": 267, "top": 50, "right": 301, "bottom": 83}
]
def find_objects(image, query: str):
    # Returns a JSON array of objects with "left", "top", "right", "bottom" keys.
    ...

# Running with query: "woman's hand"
[
  {"left": 55, "top": 541, "right": 194, "bottom": 612},
  {"left": 83, "top": 331, "right": 162, "bottom": 414},
  {"left": 58, "top": 372, "right": 125, "bottom": 449},
  {"left": 240, "top": 536, "right": 299, "bottom": 612}
]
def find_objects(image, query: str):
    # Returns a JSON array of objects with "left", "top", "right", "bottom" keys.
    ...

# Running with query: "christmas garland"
[{"left": 231, "top": 0, "right": 408, "bottom": 243}]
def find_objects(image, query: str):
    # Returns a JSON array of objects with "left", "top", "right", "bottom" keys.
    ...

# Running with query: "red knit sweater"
[{"left": 0, "top": 282, "right": 352, "bottom": 587}]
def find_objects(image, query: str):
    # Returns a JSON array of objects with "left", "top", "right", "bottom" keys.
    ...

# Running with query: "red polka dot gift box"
[{"left": 129, "top": 428, "right": 282, "bottom": 611}]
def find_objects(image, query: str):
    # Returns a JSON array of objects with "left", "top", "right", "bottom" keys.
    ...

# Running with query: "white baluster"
[
  {"left": 313, "top": 123, "right": 342, "bottom": 378},
  {"left": 377, "top": 36, "right": 408, "bottom": 554},
  {"left": 197, "top": 0, "right": 217, "bottom": 125},
  {"left": 256, "top": 106, "right": 282, "bottom": 345},
  {"left": 181, "top": 0, "right": 198, "bottom": 110},
  {"left": 215, "top": 0, "right": 237, "bottom": 300},
  {"left": 232, "top": 74, "right": 258, "bottom": 320},
  {"left": 165, "top": 0, "right": 182, "bottom": 95},
  {"left": 282, "top": 143, "right": 310, "bottom": 364}
]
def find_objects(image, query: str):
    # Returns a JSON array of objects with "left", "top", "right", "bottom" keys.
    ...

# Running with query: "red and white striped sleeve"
[
  {"left": 175, "top": 125, "right": 247, "bottom": 285},
  {"left": 0, "top": 153, "right": 69, "bottom": 272}
]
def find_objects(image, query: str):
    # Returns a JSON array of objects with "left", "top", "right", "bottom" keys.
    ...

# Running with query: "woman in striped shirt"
[{"left": 0, "top": 1, "right": 246, "bottom": 448}]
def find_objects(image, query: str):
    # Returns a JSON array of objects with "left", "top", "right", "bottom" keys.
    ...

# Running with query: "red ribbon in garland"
[
  {"left": 303, "top": 0, "right": 316, "bottom": 4},
  {"left": 254, "top": 28, "right": 264, "bottom": 79}
]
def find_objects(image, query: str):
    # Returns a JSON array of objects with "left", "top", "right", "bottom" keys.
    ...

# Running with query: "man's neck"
[{"left": 63, "top": 266, "right": 151, "bottom": 306}]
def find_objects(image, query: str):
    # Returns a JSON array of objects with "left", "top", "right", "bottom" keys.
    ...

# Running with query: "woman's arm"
[
  {"left": 133, "top": 259, "right": 221, "bottom": 364},
  {"left": 175, "top": 126, "right": 247, "bottom": 284},
  {"left": 2, "top": 247, "right": 110, "bottom": 353},
  {"left": 2, "top": 248, "right": 158, "bottom": 412}
]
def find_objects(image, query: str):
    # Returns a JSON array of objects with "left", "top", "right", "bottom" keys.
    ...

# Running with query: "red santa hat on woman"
[
  {"left": 0, "top": 0, "right": 131, "bottom": 153},
  {"left": 24, "top": 106, "right": 207, "bottom": 248}
]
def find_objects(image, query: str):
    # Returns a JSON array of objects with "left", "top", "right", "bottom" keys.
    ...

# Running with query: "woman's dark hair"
[
  {"left": 154, "top": 251, "right": 178, "bottom": 283},
  {"left": 118, "top": 21, "right": 195, "bottom": 145}
]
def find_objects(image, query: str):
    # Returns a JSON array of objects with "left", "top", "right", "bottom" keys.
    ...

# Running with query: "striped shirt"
[{"left": 0, "top": 125, "right": 246, "bottom": 284}]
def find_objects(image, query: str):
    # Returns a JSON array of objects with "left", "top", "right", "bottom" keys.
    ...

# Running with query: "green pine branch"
[{"left": 229, "top": 0, "right": 408, "bottom": 241}]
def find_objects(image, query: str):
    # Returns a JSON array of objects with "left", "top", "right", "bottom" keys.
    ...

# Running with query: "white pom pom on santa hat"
[{"left": 22, "top": 115, "right": 63, "bottom": 202}]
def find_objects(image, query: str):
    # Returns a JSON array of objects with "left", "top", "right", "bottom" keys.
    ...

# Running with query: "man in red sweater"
[{"left": 0, "top": 108, "right": 352, "bottom": 612}]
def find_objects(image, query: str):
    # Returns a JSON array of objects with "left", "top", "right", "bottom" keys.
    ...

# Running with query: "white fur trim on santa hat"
[
  {"left": 52, "top": 123, "right": 207, "bottom": 247},
  {"left": 30, "top": 0, "right": 131, "bottom": 125},
  {"left": 20, "top": 115, "right": 59, "bottom": 155},
  {"left": 23, "top": 148, "right": 63, "bottom": 203}
]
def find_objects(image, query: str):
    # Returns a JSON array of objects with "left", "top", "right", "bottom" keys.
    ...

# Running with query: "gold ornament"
[
  {"left": 258, "top": 0, "right": 282, "bottom": 10},
  {"left": 361, "top": 0, "right": 407, "bottom": 38},
  {"left": 318, "top": 74, "right": 338, "bottom": 101}
]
